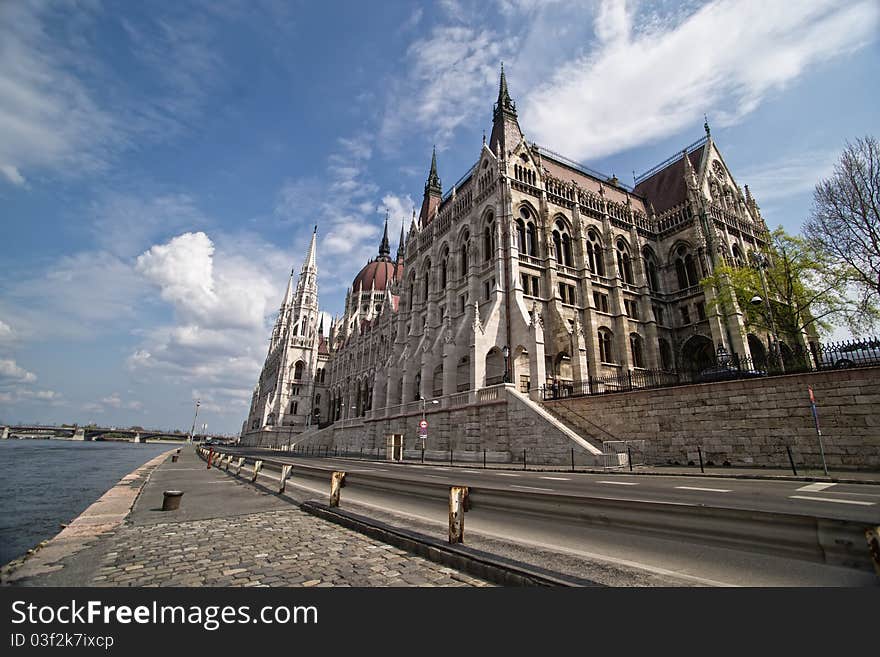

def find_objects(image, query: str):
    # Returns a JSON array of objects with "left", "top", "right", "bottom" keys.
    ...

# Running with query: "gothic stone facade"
[{"left": 242, "top": 69, "right": 771, "bottom": 444}]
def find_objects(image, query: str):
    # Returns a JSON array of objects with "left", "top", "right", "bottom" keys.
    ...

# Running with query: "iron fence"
[{"left": 541, "top": 337, "right": 880, "bottom": 401}]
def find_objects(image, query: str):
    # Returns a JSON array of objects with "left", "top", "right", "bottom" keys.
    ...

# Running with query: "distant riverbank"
[{"left": 0, "top": 440, "right": 176, "bottom": 565}]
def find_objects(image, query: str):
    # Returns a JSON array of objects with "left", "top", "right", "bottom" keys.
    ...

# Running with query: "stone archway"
[
  {"left": 680, "top": 335, "right": 715, "bottom": 371},
  {"left": 485, "top": 348, "right": 504, "bottom": 386},
  {"left": 747, "top": 334, "right": 767, "bottom": 369}
]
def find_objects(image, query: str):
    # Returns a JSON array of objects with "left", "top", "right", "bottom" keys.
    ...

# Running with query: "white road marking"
[
  {"left": 675, "top": 486, "right": 732, "bottom": 493},
  {"left": 789, "top": 495, "right": 875, "bottom": 506},
  {"left": 598, "top": 480, "right": 638, "bottom": 486},
  {"left": 510, "top": 485, "right": 555, "bottom": 492},
  {"left": 540, "top": 476, "right": 571, "bottom": 481},
  {"left": 424, "top": 474, "right": 447, "bottom": 479},
  {"left": 796, "top": 482, "right": 836, "bottom": 492},
  {"left": 461, "top": 470, "right": 479, "bottom": 474},
  {"left": 495, "top": 473, "right": 521, "bottom": 477}
]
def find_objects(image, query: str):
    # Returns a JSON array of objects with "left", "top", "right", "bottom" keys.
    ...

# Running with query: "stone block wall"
[{"left": 544, "top": 366, "right": 880, "bottom": 470}]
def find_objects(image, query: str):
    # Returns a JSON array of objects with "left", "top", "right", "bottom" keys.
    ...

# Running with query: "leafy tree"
[
  {"left": 805, "top": 136, "right": 880, "bottom": 329},
  {"left": 703, "top": 228, "right": 858, "bottom": 343}
]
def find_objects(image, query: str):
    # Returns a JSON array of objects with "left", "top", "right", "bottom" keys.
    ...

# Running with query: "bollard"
[
  {"left": 523, "top": 448, "right": 527, "bottom": 471},
  {"left": 571, "top": 448, "right": 575, "bottom": 472},
  {"left": 449, "top": 449, "right": 453, "bottom": 466},
  {"left": 330, "top": 471, "right": 347, "bottom": 507},
  {"left": 866, "top": 526, "right": 880, "bottom": 577},
  {"left": 235, "top": 457, "right": 244, "bottom": 476},
  {"left": 786, "top": 445, "right": 798, "bottom": 476},
  {"left": 483, "top": 448, "right": 487, "bottom": 469},
  {"left": 207, "top": 448, "right": 214, "bottom": 469},
  {"left": 279, "top": 465, "right": 292, "bottom": 494},
  {"left": 448, "top": 486, "right": 469, "bottom": 544},
  {"left": 627, "top": 446, "right": 633, "bottom": 472},
  {"left": 171, "top": 453, "right": 179, "bottom": 463},
  {"left": 251, "top": 460, "right": 263, "bottom": 483},
  {"left": 697, "top": 446, "right": 705, "bottom": 474},
  {"left": 162, "top": 490, "right": 184, "bottom": 511}
]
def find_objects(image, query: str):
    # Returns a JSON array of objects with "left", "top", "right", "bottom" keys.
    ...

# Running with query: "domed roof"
[{"left": 352, "top": 259, "right": 399, "bottom": 292}]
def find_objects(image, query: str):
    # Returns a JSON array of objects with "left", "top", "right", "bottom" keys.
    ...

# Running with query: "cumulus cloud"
[
  {"left": 520, "top": 0, "right": 880, "bottom": 159},
  {"left": 0, "top": 359, "right": 37, "bottom": 385}
]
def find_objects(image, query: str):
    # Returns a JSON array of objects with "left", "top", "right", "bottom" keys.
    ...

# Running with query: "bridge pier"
[
  {"left": 133, "top": 433, "right": 143, "bottom": 443},
  {"left": 1, "top": 426, "right": 8, "bottom": 440},
  {"left": 72, "top": 427, "right": 87, "bottom": 441}
]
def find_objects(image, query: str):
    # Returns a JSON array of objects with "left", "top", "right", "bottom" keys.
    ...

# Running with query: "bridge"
[{"left": 0, "top": 424, "right": 230, "bottom": 443}]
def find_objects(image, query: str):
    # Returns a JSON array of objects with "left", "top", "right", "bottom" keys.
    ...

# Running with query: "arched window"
[
  {"left": 659, "top": 338, "right": 672, "bottom": 370},
  {"left": 731, "top": 243, "right": 743, "bottom": 266},
  {"left": 587, "top": 231, "right": 604, "bottom": 275},
  {"left": 459, "top": 230, "right": 470, "bottom": 277},
  {"left": 643, "top": 247, "right": 659, "bottom": 292},
  {"left": 685, "top": 254, "right": 699, "bottom": 287},
  {"left": 675, "top": 245, "right": 699, "bottom": 289},
  {"left": 440, "top": 247, "right": 448, "bottom": 288},
  {"left": 422, "top": 259, "right": 431, "bottom": 300},
  {"left": 408, "top": 272, "right": 416, "bottom": 308},
  {"left": 616, "top": 239, "right": 633, "bottom": 284},
  {"left": 515, "top": 219, "right": 526, "bottom": 254},
  {"left": 293, "top": 361, "right": 304, "bottom": 380},
  {"left": 520, "top": 207, "right": 537, "bottom": 256},
  {"left": 598, "top": 329, "right": 614, "bottom": 364},
  {"left": 413, "top": 372, "right": 421, "bottom": 402},
  {"left": 551, "top": 219, "right": 573, "bottom": 267},
  {"left": 630, "top": 333, "right": 644, "bottom": 368},
  {"left": 483, "top": 216, "right": 495, "bottom": 261}
]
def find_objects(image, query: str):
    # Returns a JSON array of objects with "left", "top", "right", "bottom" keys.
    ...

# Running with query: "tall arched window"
[
  {"left": 293, "top": 361, "right": 304, "bottom": 380},
  {"left": 422, "top": 259, "right": 431, "bottom": 300},
  {"left": 521, "top": 207, "right": 537, "bottom": 256},
  {"left": 587, "top": 231, "right": 604, "bottom": 275},
  {"left": 616, "top": 239, "right": 633, "bottom": 284},
  {"left": 413, "top": 372, "right": 421, "bottom": 402},
  {"left": 483, "top": 215, "right": 495, "bottom": 261},
  {"left": 731, "top": 243, "right": 743, "bottom": 266},
  {"left": 459, "top": 230, "right": 470, "bottom": 277},
  {"left": 408, "top": 272, "right": 417, "bottom": 308},
  {"left": 440, "top": 247, "right": 448, "bottom": 288},
  {"left": 552, "top": 219, "right": 572, "bottom": 266},
  {"left": 630, "top": 333, "right": 644, "bottom": 368},
  {"left": 674, "top": 245, "right": 699, "bottom": 289},
  {"left": 598, "top": 329, "right": 614, "bottom": 364},
  {"left": 643, "top": 247, "right": 659, "bottom": 292},
  {"left": 515, "top": 219, "right": 526, "bottom": 254}
]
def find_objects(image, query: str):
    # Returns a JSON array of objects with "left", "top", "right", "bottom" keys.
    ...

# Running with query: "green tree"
[
  {"left": 704, "top": 228, "right": 857, "bottom": 344},
  {"left": 805, "top": 136, "right": 880, "bottom": 328}
]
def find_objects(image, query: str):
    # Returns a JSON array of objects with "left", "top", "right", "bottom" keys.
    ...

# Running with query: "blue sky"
[{"left": 1, "top": 0, "right": 878, "bottom": 433}]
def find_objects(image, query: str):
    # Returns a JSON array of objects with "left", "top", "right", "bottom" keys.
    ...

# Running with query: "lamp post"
[
  {"left": 419, "top": 395, "right": 439, "bottom": 452},
  {"left": 188, "top": 399, "right": 200, "bottom": 443},
  {"left": 502, "top": 345, "right": 510, "bottom": 383},
  {"left": 749, "top": 252, "right": 783, "bottom": 372}
]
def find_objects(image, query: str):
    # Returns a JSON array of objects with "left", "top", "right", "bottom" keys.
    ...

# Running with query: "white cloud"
[
  {"left": 0, "top": 320, "right": 13, "bottom": 343},
  {"left": 520, "top": 0, "right": 880, "bottom": 160},
  {"left": 0, "top": 164, "right": 26, "bottom": 186},
  {"left": 739, "top": 150, "right": 838, "bottom": 204},
  {"left": 0, "top": 359, "right": 37, "bottom": 385}
]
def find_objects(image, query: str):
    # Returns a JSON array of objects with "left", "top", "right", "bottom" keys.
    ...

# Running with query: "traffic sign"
[{"left": 419, "top": 420, "right": 428, "bottom": 429}]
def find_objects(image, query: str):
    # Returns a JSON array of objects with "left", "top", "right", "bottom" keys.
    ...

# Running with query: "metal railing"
[{"left": 541, "top": 337, "right": 880, "bottom": 401}]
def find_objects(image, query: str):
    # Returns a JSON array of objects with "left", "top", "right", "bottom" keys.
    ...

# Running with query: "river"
[{"left": 0, "top": 439, "right": 179, "bottom": 565}]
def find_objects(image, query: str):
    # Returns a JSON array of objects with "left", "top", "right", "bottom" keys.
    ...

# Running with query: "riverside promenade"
[{"left": 1, "top": 448, "right": 489, "bottom": 587}]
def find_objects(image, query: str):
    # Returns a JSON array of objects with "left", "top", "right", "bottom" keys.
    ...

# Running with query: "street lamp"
[
  {"left": 188, "top": 399, "right": 200, "bottom": 443},
  {"left": 749, "top": 252, "right": 783, "bottom": 372},
  {"left": 419, "top": 395, "right": 439, "bottom": 452},
  {"left": 502, "top": 345, "right": 510, "bottom": 383}
]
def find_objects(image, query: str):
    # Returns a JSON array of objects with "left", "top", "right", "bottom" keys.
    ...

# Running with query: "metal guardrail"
[{"left": 197, "top": 446, "right": 879, "bottom": 573}]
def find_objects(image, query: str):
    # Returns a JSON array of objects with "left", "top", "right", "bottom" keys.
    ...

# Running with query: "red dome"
[{"left": 352, "top": 259, "right": 399, "bottom": 291}]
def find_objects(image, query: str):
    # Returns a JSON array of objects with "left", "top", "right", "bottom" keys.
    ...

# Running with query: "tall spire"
[
  {"left": 281, "top": 268, "right": 295, "bottom": 308},
  {"left": 396, "top": 215, "right": 405, "bottom": 262},
  {"left": 489, "top": 62, "right": 522, "bottom": 156},
  {"left": 378, "top": 211, "right": 391, "bottom": 260},
  {"left": 302, "top": 225, "right": 318, "bottom": 274},
  {"left": 425, "top": 145, "right": 441, "bottom": 195}
]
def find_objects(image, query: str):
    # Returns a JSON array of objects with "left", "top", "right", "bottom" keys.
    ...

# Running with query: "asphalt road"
[{"left": 217, "top": 448, "right": 880, "bottom": 586}]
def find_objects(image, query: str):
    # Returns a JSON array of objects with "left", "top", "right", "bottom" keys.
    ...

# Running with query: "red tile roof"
[{"left": 633, "top": 146, "right": 704, "bottom": 214}]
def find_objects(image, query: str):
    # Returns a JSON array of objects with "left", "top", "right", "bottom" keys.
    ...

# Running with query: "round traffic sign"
[{"left": 419, "top": 420, "right": 428, "bottom": 429}]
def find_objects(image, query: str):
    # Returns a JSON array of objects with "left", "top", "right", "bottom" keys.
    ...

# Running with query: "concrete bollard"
[
  {"left": 448, "top": 486, "right": 469, "bottom": 544},
  {"left": 251, "top": 460, "right": 263, "bottom": 483},
  {"left": 162, "top": 490, "right": 184, "bottom": 511},
  {"left": 235, "top": 457, "right": 244, "bottom": 475},
  {"left": 279, "top": 465, "right": 292, "bottom": 493},
  {"left": 330, "top": 471, "right": 347, "bottom": 507},
  {"left": 867, "top": 526, "right": 880, "bottom": 577}
]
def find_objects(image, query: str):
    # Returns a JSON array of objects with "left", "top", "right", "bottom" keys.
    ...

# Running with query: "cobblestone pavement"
[{"left": 92, "top": 508, "right": 491, "bottom": 587}]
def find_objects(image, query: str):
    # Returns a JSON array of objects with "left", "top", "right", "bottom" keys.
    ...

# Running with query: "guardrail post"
[
  {"left": 251, "top": 460, "right": 263, "bottom": 483},
  {"left": 330, "top": 471, "right": 347, "bottom": 507},
  {"left": 483, "top": 448, "right": 487, "bottom": 469},
  {"left": 235, "top": 458, "right": 244, "bottom": 475},
  {"left": 448, "top": 486, "right": 469, "bottom": 543},
  {"left": 867, "top": 527, "right": 880, "bottom": 577},
  {"left": 523, "top": 448, "right": 526, "bottom": 471},
  {"left": 571, "top": 448, "right": 575, "bottom": 472},
  {"left": 627, "top": 445, "right": 633, "bottom": 472},
  {"left": 697, "top": 446, "right": 705, "bottom": 474},
  {"left": 279, "top": 465, "right": 292, "bottom": 493}
]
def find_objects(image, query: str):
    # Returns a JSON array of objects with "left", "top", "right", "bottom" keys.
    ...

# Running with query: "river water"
[{"left": 0, "top": 439, "right": 178, "bottom": 565}]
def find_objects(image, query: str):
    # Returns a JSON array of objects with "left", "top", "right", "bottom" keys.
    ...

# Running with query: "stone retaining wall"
[{"left": 544, "top": 366, "right": 880, "bottom": 470}]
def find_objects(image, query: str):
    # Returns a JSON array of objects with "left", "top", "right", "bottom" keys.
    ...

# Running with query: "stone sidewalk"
[{"left": 3, "top": 449, "right": 490, "bottom": 588}]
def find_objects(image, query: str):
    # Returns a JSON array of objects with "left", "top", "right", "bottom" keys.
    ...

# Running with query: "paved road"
[
  {"left": 227, "top": 450, "right": 880, "bottom": 523},
  {"left": 218, "top": 448, "right": 880, "bottom": 586}
]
